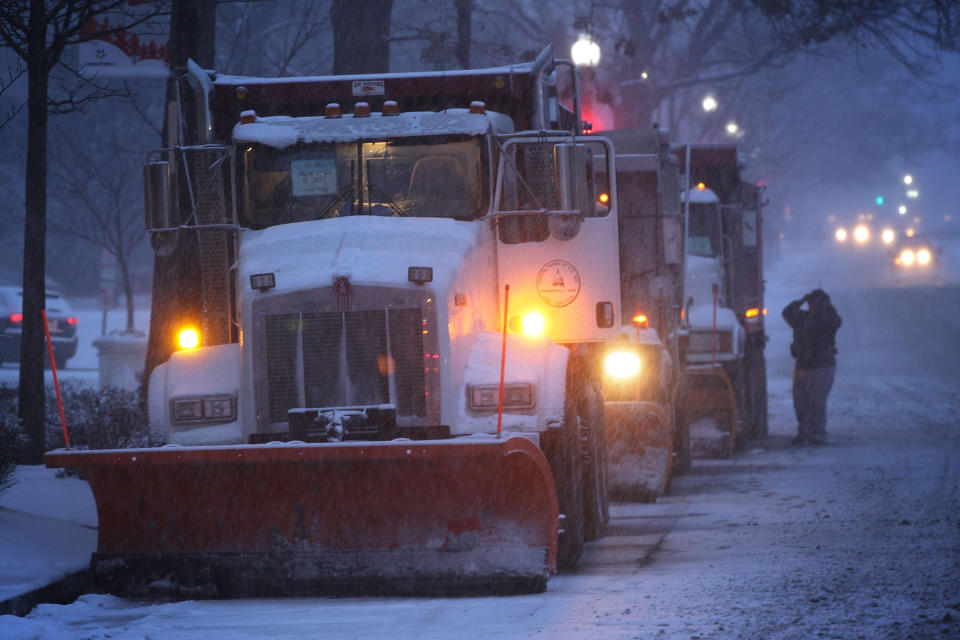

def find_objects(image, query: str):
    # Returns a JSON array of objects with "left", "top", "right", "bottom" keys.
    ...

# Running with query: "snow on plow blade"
[
  {"left": 606, "top": 401, "right": 673, "bottom": 501},
  {"left": 45, "top": 436, "right": 558, "bottom": 597},
  {"left": 677, "top": 366, "right": 739, "bottom": 459}
]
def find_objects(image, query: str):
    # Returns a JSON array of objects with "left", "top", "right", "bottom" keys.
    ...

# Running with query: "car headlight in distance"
[
  {"left": 835, "top": 227, "right": 848, "bottom": 243},
  {"left": 853, "top": 224, "right": 870, "bottom": 244},
  {"left": 916, "top": 248, "right": 932, "bottom": 265},
  {"left": 900, "top": 249, "right": 916, "bottom": 266},
  {"left": 171, "top": 395, "right": 236, "bottom": 423},
  {"left": 881, "top": 228, "right": 895, "bottom": 245},
  {"left": 604, "top": 350, "right": 641, "bottom": 379}
]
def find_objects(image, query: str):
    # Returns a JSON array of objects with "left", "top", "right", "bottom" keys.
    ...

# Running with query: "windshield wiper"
[{"left": 317, "top": 182, "right": 355, "bottom": 219}]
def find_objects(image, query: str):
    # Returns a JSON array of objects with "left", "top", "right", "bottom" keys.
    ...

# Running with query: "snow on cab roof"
[{"left": 232, "top": 111, "right": 492, "bottom": 148}]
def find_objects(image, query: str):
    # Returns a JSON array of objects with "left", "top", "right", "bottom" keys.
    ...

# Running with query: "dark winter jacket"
[{"left": 782, "top": 292, "right": 842, "bottom": 370}]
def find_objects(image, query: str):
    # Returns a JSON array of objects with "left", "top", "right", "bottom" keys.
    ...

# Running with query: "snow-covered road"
[{"left": 2, "top": 241, "right": 959, "bottom": 639}]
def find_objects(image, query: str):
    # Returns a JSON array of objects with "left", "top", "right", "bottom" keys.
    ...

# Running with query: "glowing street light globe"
[
  {"left": 725, "top": 121, "right": 739, "bottom": 135},
  {"left": 571, "top": 35, "right": 601, "bottom": 67},
  {"left": 898, "top": 205, "right": 907, "bottom": 215},
  {"left": 903, "top": 174, "right": 913, "bottom": 185},
  {"left": 702, "top": 95, "right": 718, "bottom": 112}
]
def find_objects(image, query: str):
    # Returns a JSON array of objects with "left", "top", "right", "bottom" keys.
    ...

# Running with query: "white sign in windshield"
[{"left": 291, "top": 159, "right": 337, "bottom": 196}]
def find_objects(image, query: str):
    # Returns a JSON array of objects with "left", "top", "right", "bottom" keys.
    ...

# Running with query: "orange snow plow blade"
[
  {"left": 605, "top": 401, "right": 673, "bottom": 501},
  {"left": 45, "top": 436, "right": 558, "bottom": 596},
  {"left": 677, "top": 366, "right": 739, "bottom": 459}
]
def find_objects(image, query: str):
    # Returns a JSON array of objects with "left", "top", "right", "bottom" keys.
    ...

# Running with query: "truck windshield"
[
  {"left": 687, "top": 202, "right": 721, "bottom": 257},
  {"left": 239, "top": 135, "right": 488, "bottom": 229}
]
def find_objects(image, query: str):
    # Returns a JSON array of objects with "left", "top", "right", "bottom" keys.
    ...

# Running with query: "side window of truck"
[{"left": 497, "top": 143, "right": 550, "bottom": 244}]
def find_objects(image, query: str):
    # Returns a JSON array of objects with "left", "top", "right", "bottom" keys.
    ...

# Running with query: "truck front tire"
[
  {"left": 578, "top": 381, "right": 609, "bottom": 541},
  {"left": 542, "top": 393, "right": 584, "bottom": 571}
]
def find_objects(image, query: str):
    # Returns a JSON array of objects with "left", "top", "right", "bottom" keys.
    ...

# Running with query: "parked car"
[{"left": 0, "top": 286, "right": 78, "bottom": 368}]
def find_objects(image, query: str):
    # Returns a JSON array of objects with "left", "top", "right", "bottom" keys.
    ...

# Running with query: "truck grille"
[{"left": 264, "top": 308, "right": 425, "bottom": 424}]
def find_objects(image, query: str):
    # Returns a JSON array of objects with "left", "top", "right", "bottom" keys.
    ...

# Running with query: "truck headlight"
[
  {"left": 171, "top": 394, "right": 236, "bottom": 423},
  {"left": 916, "top": 248, "right": 931, "bottom": 265},
  {"left": 604, "top": 350, "right": 641, "bottom": 379},
  {"left": 510, "top": 312, "right": 545, "bottom": 337}
]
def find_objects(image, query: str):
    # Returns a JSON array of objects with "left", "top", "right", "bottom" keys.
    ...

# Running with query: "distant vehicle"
[
  {"left": 0, "top": 286, "right": 78, "bottom": 368},
  {"left": 889, "top": 235, "right": 942, "bottom": 282}
]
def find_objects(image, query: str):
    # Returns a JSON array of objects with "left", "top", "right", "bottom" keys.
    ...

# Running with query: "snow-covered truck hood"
[
  {"left": 684, "top": 253, "right": 723, "bottom": 311},
  {"left": 238, "top": 216, "right": 487, "bottom": 294}
]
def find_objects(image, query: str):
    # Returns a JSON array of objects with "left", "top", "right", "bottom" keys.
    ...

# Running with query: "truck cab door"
[{"left": 492, "top": 136, "right": 621, "bottom": 343}]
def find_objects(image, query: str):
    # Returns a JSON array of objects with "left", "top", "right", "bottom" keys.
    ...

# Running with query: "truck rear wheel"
[
  {"left": 542, "top": 393, "right": 584, "bottom": 571},
  {"left": 673, "top": 403, "right": 692, "bottom": 476},
  {"left": 748, "top": 349, "right": 768, "bottom": 439},
  {"left": 578, "top": 381, "right": 608, "bottom": 542}
]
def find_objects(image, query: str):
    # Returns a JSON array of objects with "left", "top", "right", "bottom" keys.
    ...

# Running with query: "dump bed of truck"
[{"left": 206, "top": 48, "right": 572, "bottom": 141}]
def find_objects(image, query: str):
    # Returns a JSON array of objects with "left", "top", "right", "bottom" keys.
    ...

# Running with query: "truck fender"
[
  {"left": 457, "top": 332, "right": 569, "bottom": 434},
  {"left": 148, "top": 343, "right": 243, "bottom": 445}
]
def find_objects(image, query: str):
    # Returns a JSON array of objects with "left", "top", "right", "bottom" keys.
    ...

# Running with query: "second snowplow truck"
[
  {"left": 674, "top": 144, "right": 768, "bottom": 467},
  {"left": 45, "top": 47, "right": 653, "bottom": 595}
]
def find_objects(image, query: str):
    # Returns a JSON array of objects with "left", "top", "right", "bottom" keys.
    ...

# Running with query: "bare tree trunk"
[
  {"left": 331, "top": 0, "right": 393, "bottom": 74},
  {"left": 119, "top": 253, "right": 135, "bottom": 333},
  {"left": 19, "top": 1, "right": 49, "bottom": 465},
  {"left": 454, "top": 0, "right": 471, "bottom": 69}
]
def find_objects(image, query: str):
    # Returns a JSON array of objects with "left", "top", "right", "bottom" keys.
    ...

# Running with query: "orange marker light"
[
  {"left": 745, "top": 308, "right": 760, "bottom": 318},
  {"left": 599, "top": 193, "right": 609, "bottom": 204},
  {"left": 178, "top": 328, "right": 200, "bottom": 350},
  {"left": 696, "top": 182, "right": 706, "bottom": 191},
  {"left": 632, "top": 313, "right": 649, "bottom": 329}
]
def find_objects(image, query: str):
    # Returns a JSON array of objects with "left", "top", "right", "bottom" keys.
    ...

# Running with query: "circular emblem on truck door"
[{"left": 536, "top": 260, "right": 581, "bottom": 307}]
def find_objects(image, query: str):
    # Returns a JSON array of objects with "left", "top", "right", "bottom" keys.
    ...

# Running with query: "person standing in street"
[{"left": 782, "top": 289, "right": 842, "bottom": 445}]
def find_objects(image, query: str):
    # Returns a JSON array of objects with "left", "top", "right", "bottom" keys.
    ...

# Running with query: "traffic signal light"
[{"left": 875, "top": 195, "right": 884, "bottom": 205}]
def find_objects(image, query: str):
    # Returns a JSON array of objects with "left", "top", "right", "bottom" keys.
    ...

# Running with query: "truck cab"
[{"left": 672, "top": 144, "right": 768, "bottom": 461}]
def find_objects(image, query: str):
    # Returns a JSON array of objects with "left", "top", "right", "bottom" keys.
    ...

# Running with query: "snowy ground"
[
  {"left": 1, "top": 237, "right": 959, "bottom": 638},
  {"left": 0, "top": 467, "right": 96, "bottom": 604}
]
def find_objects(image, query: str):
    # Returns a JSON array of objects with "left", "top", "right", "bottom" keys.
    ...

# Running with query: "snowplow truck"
[
  {"left": 672, "top": 144, "right": 768, "bottom": 469},
  {"left": 45, "top": 46, "right": 631, "bottom": 595},
  {"left": 594, "top": 128, "right": 685, "bottom": 500}
]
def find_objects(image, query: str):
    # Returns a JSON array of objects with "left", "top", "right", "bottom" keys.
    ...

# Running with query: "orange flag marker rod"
[{"left": 42, "top": 309, "right": 70, "bottom": 449}]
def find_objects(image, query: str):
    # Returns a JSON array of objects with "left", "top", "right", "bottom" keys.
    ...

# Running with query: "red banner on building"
[{"left": 78, "top": 1, "right": 169, "bottom": 78}]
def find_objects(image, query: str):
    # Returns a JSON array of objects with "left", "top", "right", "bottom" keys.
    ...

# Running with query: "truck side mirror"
[{"left": 144, "top": 161, "right": 172, "bottom": 231}]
